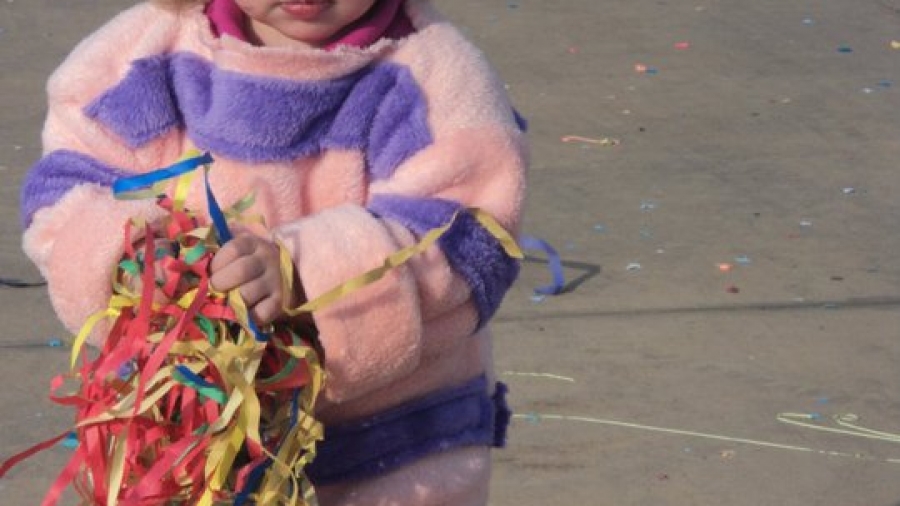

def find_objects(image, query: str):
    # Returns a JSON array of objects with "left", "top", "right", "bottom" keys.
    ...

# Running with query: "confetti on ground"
[
  {"left": 674, "top": 41, "right": 691, "bottom": 50},
  {"left": 718, "top": 263, "right": 733, "bottom": 272},
  {"left": 60, "top": 432, "right": 79, "bottom": 449},
  {"left": 561, "top": 135, "right": 620, "bottom": 146},
  {"left": 726, "top": 285, "right": 740, "bottom": 294},
  {"left": 626, "top": 262, "right": 642, "bottom": 272},
  {"left": 502, "top": 371, "right": 576, "bottom": 382},
  {"left": 837, "top": 45, "right": 853, "bottom": 53},
  {"left": 635, "top": 64, "right": 659, "bottom": 75},
  {"left": 735, "top": 255, "right": 752, "bottom": 265},
  {"left": 0, "top": 277, "right": 47, "bottom": 287},
  {"left": 891, "top": 40, "right": 900, "bottom": 50}
]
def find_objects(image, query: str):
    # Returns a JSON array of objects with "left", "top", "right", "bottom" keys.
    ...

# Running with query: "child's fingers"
[
  {"left": 228, "top": 276, "right": 283, "bottom": 326},
  {"left": 209, "top": 233, "right": 286, "bottom": 325},
  {"left": 236, "top": 275, "right": 281, "bottom": 307},
  {"left": 248, "top": 295, "right": 283, "bottom": 327},
  {"left": 210, "top": 234, "right": 257, "bottom": 273},
  {"left": 210, "top": 252, "right": 266, "bottom": 293}
]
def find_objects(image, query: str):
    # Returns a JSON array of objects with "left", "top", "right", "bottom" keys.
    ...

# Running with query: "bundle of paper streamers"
[
  {"left": 3, "top": 153, "right": 324, "bottom": 505},
  {"left": 1, "top": 152, "right": 527, "bottom": 506}
]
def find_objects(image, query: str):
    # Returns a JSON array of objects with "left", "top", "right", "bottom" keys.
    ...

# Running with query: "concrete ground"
[{"left": 1, "top": 0, "right": 899, "bottom": 504}]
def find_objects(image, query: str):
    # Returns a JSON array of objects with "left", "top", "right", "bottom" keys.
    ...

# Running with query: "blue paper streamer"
[
  {"left": 204, "top": 167, "right": 234, "bottom": 244},
  {"left": 518, "top": 235, "right": 565, "bottom": 295},
  {"left": 112, "top": 152, "right": 214, "bottom": 196},
  {"left": 173, "top": 364, "right": 217, "bottom": 389}
]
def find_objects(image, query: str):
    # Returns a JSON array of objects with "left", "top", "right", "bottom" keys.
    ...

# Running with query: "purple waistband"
[{"left": 306, "top": 376, "right": 511, "bottom": 485}]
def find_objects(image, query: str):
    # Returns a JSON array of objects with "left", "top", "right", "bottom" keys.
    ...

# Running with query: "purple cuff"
[{"left": 369, "top": 194, "right": 520, "bottom": 326}]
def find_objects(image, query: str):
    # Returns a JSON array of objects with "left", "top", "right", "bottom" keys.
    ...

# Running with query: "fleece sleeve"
[
  {"left": 274, "top": 26, "right": 528, "bottom": 403},
  {"left": 20, "top": 5, "right": 184, "bottom": 337}
]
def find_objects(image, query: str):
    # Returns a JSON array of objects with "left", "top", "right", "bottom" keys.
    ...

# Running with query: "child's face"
[{"left": 236, "top": 0, "right": 379, "bottom": 48}]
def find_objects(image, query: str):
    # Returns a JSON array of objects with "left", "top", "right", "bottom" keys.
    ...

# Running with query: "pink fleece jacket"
[{"left": 20, "top": 1, "right": 527, "bottom": 504}]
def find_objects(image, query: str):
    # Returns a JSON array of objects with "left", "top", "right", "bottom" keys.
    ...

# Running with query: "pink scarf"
[{"left": 204, "top": 0, "right": 414, "bottom": 49}]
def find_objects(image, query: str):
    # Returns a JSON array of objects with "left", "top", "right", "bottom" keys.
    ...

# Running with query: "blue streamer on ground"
[{"left": 518, "top": 235, "right": 565, "bottom": 295}]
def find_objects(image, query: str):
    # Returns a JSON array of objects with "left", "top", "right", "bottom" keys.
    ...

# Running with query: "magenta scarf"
[{"left": 204, "top": 0, "right": 414, "bottom": 49}]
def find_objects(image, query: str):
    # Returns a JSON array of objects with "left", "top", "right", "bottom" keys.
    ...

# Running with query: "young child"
[{"left": 20, "top": 0, "right": 527, "bottom": 504}]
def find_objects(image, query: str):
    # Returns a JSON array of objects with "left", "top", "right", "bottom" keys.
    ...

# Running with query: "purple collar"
[{"left": 204, "top": 0, "right": 414, "bottom": 49}]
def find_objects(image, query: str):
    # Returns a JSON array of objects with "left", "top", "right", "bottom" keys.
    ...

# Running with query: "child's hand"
[{"left": 210, "top": 232, "right": 300, "bottom": 326}]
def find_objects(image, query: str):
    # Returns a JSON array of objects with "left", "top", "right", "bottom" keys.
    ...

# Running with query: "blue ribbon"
[
  {"left": 204, "top": 167, "right": 234, "bottom": 244},
  {"left": 112, "top": 152, "right": 214, "bottom": 196},
  {"left": 518, "top": 235, "right": 566, "bottom": 295},
  {"left": 173, "top": 364, "right": 217, "bottom": 389}
]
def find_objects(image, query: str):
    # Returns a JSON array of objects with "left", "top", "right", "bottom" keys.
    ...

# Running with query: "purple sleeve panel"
[
  {"left": 84, "top": 55, "right": 182, "bottom": 149},
  {"left": 20, "top": 149, "right": 130, "bottom": 229},
  {"left": 368, "top": 194, "right": 520, "bottom": 326}
]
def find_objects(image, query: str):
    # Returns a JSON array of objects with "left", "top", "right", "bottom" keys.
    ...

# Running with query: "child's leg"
[{"left": 315, "top": 446, "right": 491, "bottom": 506}]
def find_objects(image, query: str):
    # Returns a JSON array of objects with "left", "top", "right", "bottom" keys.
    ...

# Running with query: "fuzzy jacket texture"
[{"left": 20, "top": 1, "right": 527, "bottom": 504}]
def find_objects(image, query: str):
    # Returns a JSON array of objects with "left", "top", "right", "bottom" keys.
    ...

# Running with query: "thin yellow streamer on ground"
[
  {"left": 777, "top": 412, "right": 900, "bottom": 443},
  {"left": 514, "top": 412, "right": 900, "bottom": 464}
]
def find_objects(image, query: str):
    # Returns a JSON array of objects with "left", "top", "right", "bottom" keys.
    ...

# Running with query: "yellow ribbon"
[{"left": 281, "top": 207, "right": 524, "bottom": 316}]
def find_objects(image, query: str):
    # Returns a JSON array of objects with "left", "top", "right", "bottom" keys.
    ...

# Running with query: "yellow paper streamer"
[{"left": 281, "top": 207, "right": 524, "bottom": 316}]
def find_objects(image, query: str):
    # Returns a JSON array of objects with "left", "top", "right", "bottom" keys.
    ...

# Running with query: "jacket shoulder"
[{"left": 47, "top": 3, "right": 192, "bottom": 102}]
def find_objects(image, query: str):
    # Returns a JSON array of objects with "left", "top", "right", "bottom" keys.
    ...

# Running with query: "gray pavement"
[{"left": 2, "top": 0, "right": 899, "bottom": 504}]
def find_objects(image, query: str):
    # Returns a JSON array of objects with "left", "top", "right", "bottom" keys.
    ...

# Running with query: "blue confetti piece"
[
  {"left": 47, "top": 338, "right": 64, "bottom": 348},
  {"left": 837, "top": 45, "right": 853, "bottom": 53},
  {"left": 61, "top": 432, "right": 79, "bottom": 449}
]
